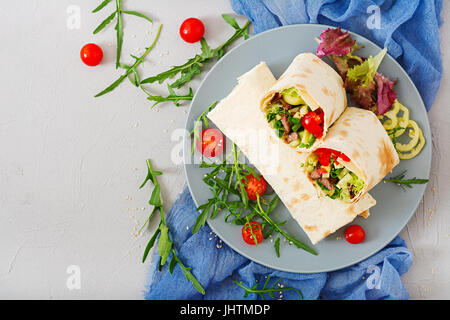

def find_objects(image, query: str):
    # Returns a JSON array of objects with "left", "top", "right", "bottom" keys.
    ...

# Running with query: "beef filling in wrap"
[
  {"left": 305, "top": 148, "right": 365, "bottom": 201},
  {"left": 264, "top": 87, "right": 324, "bottom": 149}
]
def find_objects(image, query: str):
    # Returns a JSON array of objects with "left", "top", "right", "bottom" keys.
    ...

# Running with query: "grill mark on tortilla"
[
  {"left": 305, "top": 225, "right": 318, "bottom": 231},
  {"left": 303, "top": 67, "right": 313, "bottom": 74},
  {"left": 339, "top": 130, "right": 348, "bottom": 138},
  {"left": 283, "top": 177, "right": 289, "bottom": 183},
  {"left": 293, "top": 181, "right": 302, "bottom": 192},
  {"left": 289, "top": 198, "right": 300, "bottom": 206},
  {"left": 292, "top": 73, "right": 308, "bottom": 78},
  {"left": 347, "top": 205, "right": 358, "bottom": 215},
  {"left": 312, "top": 57, "right": 321, "bottom": 64},
  {"left": 323, "top": 230, "right": 331, "bottom": 237},
  {"left": 352, "top": 149, "right": 360, "bottom": 160},
  {"left": 322, "top": 87, "right": 331, "bottom": 96},
  {"left": 378, "top": 139, "right": 397, "bottom": 176},
  {"left": 301, "top": 193, "right": 310, "bottom": 201},
  {"left": 359, "top": 210, "right": 370, "bottom": 219}
]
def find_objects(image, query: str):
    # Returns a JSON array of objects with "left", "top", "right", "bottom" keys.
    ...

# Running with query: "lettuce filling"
[
  {"left": 265, "top": 87, "right": 317, "bottom": 148},
  {"left": 305, "top": 154, "right": 365, "bottom": 201}
]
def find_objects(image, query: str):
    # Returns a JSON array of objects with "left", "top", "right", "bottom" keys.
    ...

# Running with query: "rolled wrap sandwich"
[
  {"left": 304, "top": 107, "right": 400, "bottom": 203},
  {"left": 260, "top": 53, "right": 347, "bottom": 152},
  {"left": 208, "top": 62, "right": 376, "bottom": 244}
]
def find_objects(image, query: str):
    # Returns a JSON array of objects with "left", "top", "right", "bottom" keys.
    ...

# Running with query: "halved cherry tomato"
[
  {"left": 315, "top": 148, "right": 350, "bottom": 166},
  {"left": 315, "top": 148, "right": 334, "bottom": 167},
  {"left": 242, "top": 221, "right": 263, "bottom": 245},
  {"left": 301, "top": 110, "right": 324, "bottom": 138},
  {"left": 196, "top": 128, "right": 224, "bottom": 157},
  {"left": 345, "top": 225, "right": 365, "bottom": 244},
  {"left": 179, "top": 18, "right": 205, "bottom": 43},
  {"left": 339, "top": 152, "right": 351, "bottom": 162},
  {"left": 80, "top": 43, "right": 103, "bottom": 66},
  {"left": 242, "top": 174, "right": 267, "bottom": 201}
]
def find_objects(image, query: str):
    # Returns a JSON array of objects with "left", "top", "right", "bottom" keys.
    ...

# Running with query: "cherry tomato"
[
  {"left": 301, "top": 110, "right": 324, "bottom": 138},
  {"left": 242, "top": 174, "right": 267, "bottom": 201},
  {"left": 196, "top": 128, "right": 224, "bottom": 157},
  {"left": 315, "top": 148, "right": 350, "bottom": 166},
  {"left": 179, "top": 18, "right": 205, "bottom": 43},
  {"left": 242, "top": 221, "right": 263, "bottom": 245},
  {"left": 345, "top": 225, "right": 365, "bottom": 244},
  {"left": 339, "top": 152, "right": 351, "bottom": 162},
  {"left": 315, "top": 148, "right": 333, "bottom": 167},
  {"left": 80, "top": 43, "right": 103, "bottom": 66}
]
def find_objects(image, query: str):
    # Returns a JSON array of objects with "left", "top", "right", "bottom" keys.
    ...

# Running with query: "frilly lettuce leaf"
[
  {"left": 346, "top": 47, "right": 387, "bottom": 88},
  {"left": 316, "top": 27, "right": 356, "bottom": 58},
  {"left": 375, "top": 72, "right": 397, "bottom": 115}
]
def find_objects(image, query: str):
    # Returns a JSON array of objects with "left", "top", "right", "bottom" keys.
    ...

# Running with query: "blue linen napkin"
[
  {"left": 144, "top": 0, "right": 443, "bottom": 300},
  {"left": 145, "top": 188, "right": 412, "bottom": 300},
  {"left": 230, "top": 0, "right": 443, "bottom": 111}
]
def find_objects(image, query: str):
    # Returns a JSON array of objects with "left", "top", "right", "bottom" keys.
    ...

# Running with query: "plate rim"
[{"left": 182, "top": 23, "right": 432, "bottom": 273}]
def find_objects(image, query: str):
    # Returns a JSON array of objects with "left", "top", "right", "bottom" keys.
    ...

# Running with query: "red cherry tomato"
[
  {"left": 80, "top": 43, "right": 103, "bottom": 66},
  {"left": 339, "top": 152, "right": 351, "bottom": 162},
  {"left": 196, "top": 128, "right": 224, "bottom": 157},
  {"left": 315, "top": 148, "right": 350, "bottom": 166},
  {"left": 345, "top": 225, "right": 365, "bottom": 244},
  {"left": 179, "top": 18, "right": 205, "bottom": 43},
  {"left": 242, "top": 221, "right": 263, "bottom": 245},
  {"left": 242, "top": 174, "right": 267, "bottom": 201},
  {"left": 315, "top": 148, "right": 333, "bottom": 167},
  {"left": 301, "top": 110, "right": 324, "bottom": 138}
]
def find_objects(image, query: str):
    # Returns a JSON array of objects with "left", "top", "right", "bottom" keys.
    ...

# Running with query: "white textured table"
[{"left": 0, "top": 0, "right": 448, "bottom": 299}]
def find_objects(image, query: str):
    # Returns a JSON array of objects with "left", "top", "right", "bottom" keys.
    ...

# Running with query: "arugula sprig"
[
  {"left": 190, "top": 101, "right": 218, "bottom": 155},
  {"left": 144, "top": 85, "right": 194, "bottom": 108},
  {"left": 233, "top": 275, "right": 303, "bottom": 300},
  {"left": 140, "top": 14, "right": 250, "bottom": 89},
  {"left": 94, "top": 24, "right": 162, "bottom": 97},
  {"left": 92, "top": 0, "right": 153, "bottom": 69},
  {"left": 140, "top": 159, "right": 205, "bottom": 295},
  {"left": 384, "top": 170, "right": 429, "bottom": 190},
  {"left": 192, "top": 143, "right": 317, "bottom": 257}
]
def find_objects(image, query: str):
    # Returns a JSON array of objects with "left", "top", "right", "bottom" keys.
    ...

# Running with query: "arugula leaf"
[
  {"left": 92, "top": 0, "right": 153, "bottom": 69},
  {"left": 171, "top": 248, "right": 205, "bottom": 294},
  {"left": 384, "top": 170, "right": 429, "bottom": 190},
  {"left": 93, "top": 11, "right": 117, "bottom": 34},
  {"left": 145, "top": 85, "right": 194, "bottom": 108},
  {"left": 114, "top": 0, "right": 124, "bottom": 69},
  {"left": 122, "top": 10, "right": 152, "bottom": 23},
  {"left": 139, "top": 159, "right": 205, "bottom": 295},
  {"left": 158, "top": 224, "right": 172, "bottom": 266},
  {"left": 94, "top": 24, "right": 162, "bottom": 97},
  {"left": 92, "top": 0, "right": 112, "bottom": 13},
  {"left": 233, "top": 275, "right": 302, "bottom": 300},
  {"left": 190, "top": 101, "right": 218, "bottom": 155},
  {"left": 140, "top": 15, "right": 251, "bottom": 87}
]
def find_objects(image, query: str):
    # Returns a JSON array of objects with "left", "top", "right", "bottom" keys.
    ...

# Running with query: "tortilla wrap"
[
  {"left": 306, "top": 107, "right": 400, "bottom": 203},
  {"left": 207, "top": 62, "right": 376, "bottom": 244},
  {"left": 260, "top": 53, "right": 347, "bottom": 152}
]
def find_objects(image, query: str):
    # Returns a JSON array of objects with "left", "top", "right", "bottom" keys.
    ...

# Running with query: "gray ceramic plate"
[{"left": 183, "top": 24, "right": 431, "bottom": 273}]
